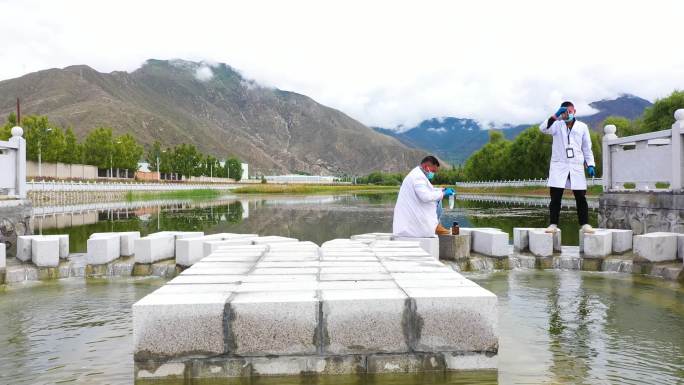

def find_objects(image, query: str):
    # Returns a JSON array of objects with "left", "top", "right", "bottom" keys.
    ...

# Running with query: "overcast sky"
[{"left": 1, "top": 0, "right": 683, "bottom": 128}]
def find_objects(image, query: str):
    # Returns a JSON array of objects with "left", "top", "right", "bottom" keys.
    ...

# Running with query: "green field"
[
  {"left": 125, "top": 189, "right": 222, "bottom": 201},
  {"left": 232, "top": 184, "right": 399, "bottom": 194}
]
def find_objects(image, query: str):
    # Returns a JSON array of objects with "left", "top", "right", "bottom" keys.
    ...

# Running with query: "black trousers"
[{"left": 549, "top": 186, "right": 588, "bottom": 226}]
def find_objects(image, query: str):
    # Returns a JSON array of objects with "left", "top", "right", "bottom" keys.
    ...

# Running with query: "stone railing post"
[
  {"left": 671, "top": 109, "right": 684, "bottom": 192},
  {"left": 602, "top": 124, "right": 618, "bottom": 192},
  {"left": 9, "top": 126, "right": 26, "bottom": 198}
]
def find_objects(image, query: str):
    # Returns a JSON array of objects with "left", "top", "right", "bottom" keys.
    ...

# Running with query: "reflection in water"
[
  {"left": 477, "top": 271, "right": 684, "bottom": 385},
  {"left": 1, "top": 269, "right": 682, "bottom": 384},
  {"left": 36, "top": 193, "right": 598, "bottom": 252}
]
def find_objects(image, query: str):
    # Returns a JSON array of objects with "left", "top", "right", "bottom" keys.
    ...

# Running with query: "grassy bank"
[
  {"left": 125, "top": 189, "right": 222, "bottom": 201},
  {"left": 233, "top": 184, "right": 399, "bottom": 194},
  {"left": 456, "top": 184, "right": 603, "bottom": 197}
]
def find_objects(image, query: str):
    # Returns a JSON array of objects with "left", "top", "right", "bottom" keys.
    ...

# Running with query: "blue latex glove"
[
  {"left": 554, "top": 106, "right": 568, "bottom": 118},
  {"left": 443, "top": 187, "right": 455, "bottom": 197},
  {"left": 587, "top": 166, "right": 596, "bottom": 177}
]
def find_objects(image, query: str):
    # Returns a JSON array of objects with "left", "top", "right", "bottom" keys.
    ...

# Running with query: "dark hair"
[
  {"left": 561, "top": 101, "right": 574, "bottom": 108},
  {"left": 421, "top": 155, "right": 440, "bottom": 167}
]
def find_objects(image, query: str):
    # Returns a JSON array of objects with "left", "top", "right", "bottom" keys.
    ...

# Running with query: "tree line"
[{"left": 0, "top": 113, "right": 242, "bottom": 181}]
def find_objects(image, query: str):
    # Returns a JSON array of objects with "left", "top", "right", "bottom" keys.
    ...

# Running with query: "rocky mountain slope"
[{"left": 0, "top": 59, "right": 425, "bottom": 175}]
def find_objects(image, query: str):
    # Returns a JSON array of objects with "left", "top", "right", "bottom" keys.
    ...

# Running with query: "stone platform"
[{"left": 132, "top": 234, "right": 498, "bottom": 380}]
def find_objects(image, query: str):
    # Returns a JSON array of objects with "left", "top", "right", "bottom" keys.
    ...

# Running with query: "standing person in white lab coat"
[
  {"left": 539, "top": 101, "right": 596, "bottom": 234},
  {"left": 393, "top": 156, "right": 455, "bottom": 238}
]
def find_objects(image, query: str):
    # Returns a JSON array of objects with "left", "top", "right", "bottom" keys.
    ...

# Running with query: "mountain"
[
  {"left": 374, "top": 94, "right": 652, "bottom": 165},
  {"left": 0, "top": 59, "right": 425, "bottom": 175},
  {"left": 580, "top": 94, "right": 652, "bottom": 129},
  {"left": 374, "top": 118, "right": 528, "bottom": 165}
]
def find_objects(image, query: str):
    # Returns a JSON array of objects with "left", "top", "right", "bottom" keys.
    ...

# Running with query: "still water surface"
[{"left": 2, "top": 193, "right": 682, "bottom": 384}]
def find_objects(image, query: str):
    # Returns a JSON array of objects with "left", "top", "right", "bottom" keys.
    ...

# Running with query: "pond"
[
  {"left": 36, "top": 192, "right": 598, "bottom": 252},
  {"left": 3, "top": 193, "right": 682, "bottom": 384}
]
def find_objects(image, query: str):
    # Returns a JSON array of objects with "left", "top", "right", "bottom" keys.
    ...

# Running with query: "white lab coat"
[
  {"left": 393, "top": 166, "right": 444, "bottom": 238},
  {"left": 539, "top": 118, "right": 595, "bottom": 190}
]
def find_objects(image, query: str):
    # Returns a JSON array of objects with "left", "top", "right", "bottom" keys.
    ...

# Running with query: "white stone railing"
[
  {"left": 602, "top": 109, "right": 684, "bottom": 192},
  {"left": 0, "top": 126, "right": 27, "bottom": 198},
  {"left": 455, "top": 178, "right": 603, "bottom": 188},
  {"left": 26, "top": 180, "right": 241, "bottom": 192}
]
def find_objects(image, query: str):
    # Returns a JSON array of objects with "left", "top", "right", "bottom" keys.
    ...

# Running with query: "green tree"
[
  {"left": 506, "top": 126, "right": 552, "bottom": 179},
  {"left": 226, "top": 157, "right": 242, "bottom": 181},
  {"left": 43, "top": 126, "right": 66, "bottom": 163},
  {"left": 146, "top": 141, "right": 162, "bottom": 171},
  {"left": 113, "top": 133, "right": 143, "bottom": 170},
  {"left": 463, "top": 131, "right": 512, "bottom": 180},
  {"left": 61, "top": 127, "right": 84, "bottom": 164},
  {"left": 640, "top": 90, "right": 684, "bottom": 133},
  {"left": 203, "top": 155, "right": 221, "bottom": 177},
  {"left": 0, "top": 112, "right": 17, "bottom": 140},
  {"left": 172, "top": 144, "right": 201, "bottom": 178},
  {"left": 159, "top": 147, "right": 174, "bottom": 174},
  {"left": 488, "top": 130, "right": 505, "bottom": 144},
  {"left": 589, "top": 130, "right": 602, "bottom": 177},
  {"left": 83, "top": 127, "right": 114, "bottom": 168},
  {"left": 21, "top": 115, "right": 65, "bottom": 162},
  {"left": 601, "top": 116, "right": 636, "bottom": 137}
]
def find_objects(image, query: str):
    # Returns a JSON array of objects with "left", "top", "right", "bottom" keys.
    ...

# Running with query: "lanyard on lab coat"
[{"left": 563, "top": 121, "right": 574, "bottom": 147}]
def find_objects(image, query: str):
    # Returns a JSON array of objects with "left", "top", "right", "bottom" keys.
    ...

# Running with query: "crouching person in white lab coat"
[
  {"left": 393, "top": 156, "right": 455, "bottom": 238},
  {"left": 539, "top": 101, "right": 596, "bottom": 234}
]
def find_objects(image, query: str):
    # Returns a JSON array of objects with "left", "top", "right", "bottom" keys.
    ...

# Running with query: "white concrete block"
[
  {"left": 204, "top": 239, "right": 255, "bottom": 257},
  {"left": 31, "top": 237, "right": 60, "bottom": 267},
  {"left": 168, "top": 275, "right": 244, "bottom": 284},
  {"left": 373, "top": 240, "right": 422, "bottom": 248},
  {"left": 321, "top": 289, "right": 408, "bottom": 354},
  {"left": 528, "top": 230, "right": 553, "bottom": 257},
  {"left": 513, "top": 228, "right": 533, "bottom": 251},
  {"left": 175, "top": 235, "right": 227, "bottom": 266},
  {"left": 148, "top": 231, "right": 204, "bottom": 240},
  {"left": 579, "top": 228, "right": 607, "bottom": 253},
  {"left": 404, "top": 285, "right": 498, "bottom": 352},
  {"left": 583, "top": 231, "right": 612, "bottom": 258},
  {"left": 202, "top": 254, "right": 262, "bottom": 263},
  {"left": 392, "top": 236, "right": 440, "bottom": 260},
  {"left": 253, "top": 236, "right": 299, "bottom": 244},
  {"left": 49, "top": 234, "right": 69, "bottom": 258},
  {"left": 91, "top": 231, "right": 140, "bottom": 256},
  {"left": 229, "top": 291, "right": 318, "bottom": 355},
  {"left": 118, "top": 232, "right": 141, "bottom": 256},
  {"left": 16, "top": 235, "right": 38, "bottom": 262},
  {"left": 268, "top": 242, "right": 319, "bottom": 252},
  {"left": 87, "top": 235, "right": 121, "bottom": 265},
  {"left": 633, "top": 232, "right": 678, "bottom": 262},
  {"left": 552, "top": 230, "right": 562, "bottom": 252},
  {"left": 133, "top": 292, "right": 231, "bottom": 358},
  {"left": 321, "top": 239, "right": 368, "bottom": 248},
  {"left": 135, "top": 235, "right": 175, "bottom": 264},
  {"left": 0, "top": 242, "right": 6, "bottom": 269},
  {"left": 471, "top": 229, "right": 509, "bottom": 257},
  {"left": 609, "top": 229, "right": 633, "bottom": 254}
]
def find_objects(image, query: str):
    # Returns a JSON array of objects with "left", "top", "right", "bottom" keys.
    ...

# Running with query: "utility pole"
[{"left": 16, "top": 98, "right": 21, "bottom": 125}]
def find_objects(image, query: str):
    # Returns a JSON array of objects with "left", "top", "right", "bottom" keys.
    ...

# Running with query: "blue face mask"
[
  {"left": 565, "top": 113, "right": 574, "bottom": 122},
  {"left": 426, "top": 171, "right": 435, "bottom": 180}
]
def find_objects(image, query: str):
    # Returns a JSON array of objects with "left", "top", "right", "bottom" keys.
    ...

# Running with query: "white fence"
[
  {"left": 455, "top": 178, "right": 603, "bottom": 189},
  {"left": 602, "top": 109, "right": 683, "bottom": 192},
  {"left": 0, "top": 127, "right": 26, "bottom": 198},
  {"left": 27, "top": 180, "right": 241, "bottom": 192}
]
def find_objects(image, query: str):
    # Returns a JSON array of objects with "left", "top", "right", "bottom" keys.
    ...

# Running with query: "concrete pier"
[{"left": 132, "top": 234, "right": 498, "bottom": 380}]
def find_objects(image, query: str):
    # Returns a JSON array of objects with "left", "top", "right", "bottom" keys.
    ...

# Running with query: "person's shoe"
[
  {"left": 545, "top": 224, "right": 558, "bottom": 233},
  {"left": 581, "top": 224, "right": 595, "bottom": 233},
  {"left": 435, "top": 223, "right": 451, "bottom": 236}
]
